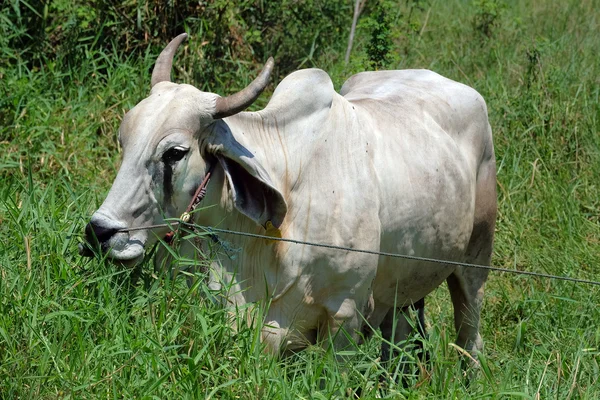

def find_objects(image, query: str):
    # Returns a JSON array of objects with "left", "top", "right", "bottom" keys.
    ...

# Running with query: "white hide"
[{"left": 90, "top": 67, "right": 496, "bottom": 357}]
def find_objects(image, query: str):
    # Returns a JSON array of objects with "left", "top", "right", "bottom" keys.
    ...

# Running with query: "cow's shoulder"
[{"left": 263, "top": 69, "right": 335, "bottom": 120}]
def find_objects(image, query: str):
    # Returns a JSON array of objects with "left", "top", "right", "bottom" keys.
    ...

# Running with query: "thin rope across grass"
[{"left": 118, "top": 221, "right": 600, "bottom": 287}]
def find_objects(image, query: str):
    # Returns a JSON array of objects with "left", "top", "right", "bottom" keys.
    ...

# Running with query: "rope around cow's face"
[{"left": 162, "top": 164, "right": 215, "bottom": 245}]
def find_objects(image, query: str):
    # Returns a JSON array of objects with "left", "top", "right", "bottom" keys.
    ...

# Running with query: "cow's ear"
[{"left": 217, "top": 155, "right": 287, "bottom": 229}]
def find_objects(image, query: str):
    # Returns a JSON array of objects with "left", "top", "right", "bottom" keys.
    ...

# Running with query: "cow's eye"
[{"left": 162, "top": 147, "right": 189, "bottom": 164}]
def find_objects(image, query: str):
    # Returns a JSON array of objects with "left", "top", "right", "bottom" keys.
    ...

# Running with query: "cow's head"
[{"left": 81, "top": 33, "right": 286, "bottom": 265}]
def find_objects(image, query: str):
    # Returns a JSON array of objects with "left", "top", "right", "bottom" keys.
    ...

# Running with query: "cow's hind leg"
[
  {"left": 380, "top": 299, "right": 428, "bottom": 360},
  {"left": 380, "top": 306, "right": 412, "bottom": 365},
  {"left": 446, "top": 267, "right": 487, "bottom": 362},
  {"left": 412, "top": 298, "right": 429, "bottom": 362},
  {"left": 379, "top": 298, "right": 429, "bottom": 386},
  {"left": 447, "top": 150, "right": 496, "bottom": 362}
]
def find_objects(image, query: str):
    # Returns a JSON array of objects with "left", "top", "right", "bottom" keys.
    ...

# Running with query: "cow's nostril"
[{"left": 85, "top": 220, "right": 120, "bottom": 245}]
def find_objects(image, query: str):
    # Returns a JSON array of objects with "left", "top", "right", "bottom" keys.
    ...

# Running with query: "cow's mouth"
[
  {"left": 107, "top": 237, "right": 146, "bottom": 260},
  {"left": 79, "top": 235, "right": 146, "bottom": 263}
]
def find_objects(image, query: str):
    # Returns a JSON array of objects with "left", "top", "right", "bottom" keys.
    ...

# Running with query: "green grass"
[{"left": 1, "top": 0, "right": 599, "bottom": 398}]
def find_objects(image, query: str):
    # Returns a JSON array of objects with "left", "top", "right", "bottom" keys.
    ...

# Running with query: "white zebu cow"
[{"left": 83, "top": 34, "right": 496, "bottom": 361}]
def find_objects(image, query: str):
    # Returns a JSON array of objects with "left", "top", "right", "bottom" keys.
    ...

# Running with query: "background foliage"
[{"left": 1, "top": 0, "right": 599, "bottom": 398}]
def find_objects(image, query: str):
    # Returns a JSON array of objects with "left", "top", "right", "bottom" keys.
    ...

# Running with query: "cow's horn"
[
  {"left": 213, "top": 57, "right": 275, "bottom": 119},
  {"left": 151, "top": 33, "right": 188, "bottom": 88}
]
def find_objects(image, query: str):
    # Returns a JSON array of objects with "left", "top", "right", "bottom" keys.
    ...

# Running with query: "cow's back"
[{"left": 340, "top": 69, "right": 491, "bottom": 157}]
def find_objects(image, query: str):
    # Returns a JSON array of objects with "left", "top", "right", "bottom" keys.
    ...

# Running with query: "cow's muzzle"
[
  {"left": 79, "top": 213, "right": 146, "bottom": 263},
  {"left": 79, "top": 217, "right": 121, "bottom": 257}
]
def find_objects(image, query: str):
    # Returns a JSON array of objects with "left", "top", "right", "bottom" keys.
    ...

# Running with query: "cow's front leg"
[
  {"left": 261, "top": 318, "right": 289, "bottom": 354},
  {"left": 261, "top": 305, "right": 318, "bottom": 354},
  {"left": 322, "top": 297, "right": 364, "bottom": 352}
]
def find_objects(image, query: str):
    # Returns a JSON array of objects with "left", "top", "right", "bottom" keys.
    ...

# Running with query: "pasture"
[{"left": 1, "top": 0, "right": 599, "bottom": 398}]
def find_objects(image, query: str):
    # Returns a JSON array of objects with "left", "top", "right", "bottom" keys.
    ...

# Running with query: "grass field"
[{"left": 1, "top": 0, "right": 599, "bottom": 398}]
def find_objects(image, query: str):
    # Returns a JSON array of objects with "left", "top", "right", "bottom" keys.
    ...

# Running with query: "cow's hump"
[{"left": 263, "top": 69, "right": 335, "bottom": 120}]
